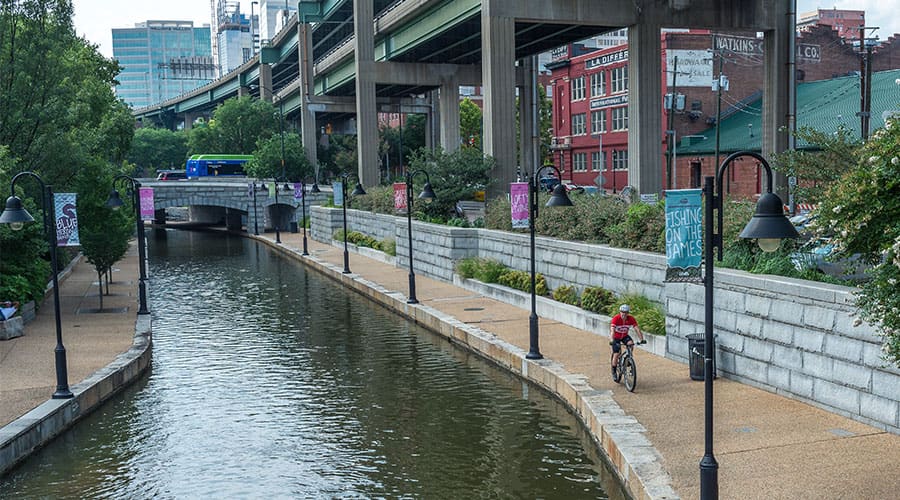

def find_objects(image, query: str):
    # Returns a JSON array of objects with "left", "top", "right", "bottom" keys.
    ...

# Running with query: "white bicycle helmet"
[{"left": 619, "top": 304, "right": 630, "bottom": 313}]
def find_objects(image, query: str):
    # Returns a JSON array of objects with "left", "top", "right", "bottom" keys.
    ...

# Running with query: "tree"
[
  {"left": 771, "top": 125, "right": 861, "bottom": 204},
  {"left": 245, "top": 132, "right": 312, "bottom": 181},
  {"left": 406, "top": 147, "right": 495, "bottom": 220},
  {"left": 128, "top": 127, "right": 189, "bottom": 174},
  {"left": 460, "top": 98, "right": 482, "bottom": 148},
  {"left": 317, "top": 134, "right": 357, "bottom": 182},
  {"left": 187, "top": 97, "right": 279, "bottom": 155},
  {"left": 815, "top": 119, "right": 900, "bottom": 366}
]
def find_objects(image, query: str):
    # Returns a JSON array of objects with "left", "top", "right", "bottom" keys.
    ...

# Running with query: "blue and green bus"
[{"left": 186, "top": 154, "right": 253, "bottom": 177}]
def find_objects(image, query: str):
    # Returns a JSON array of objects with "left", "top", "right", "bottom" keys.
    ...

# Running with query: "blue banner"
[
  {"left": 664, "top": 189, "right": 703, "bottom": 282},
  {"left": 333, "top": 182, "right": 343, "bottom": 207},
  {"left": 54, "top": 193, "right": 80, "bottom": 247}
]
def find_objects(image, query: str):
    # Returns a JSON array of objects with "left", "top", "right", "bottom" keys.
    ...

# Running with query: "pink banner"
[
  {"left": 510, "top": 182, "right": 530, "bottom": 229},
  {"left": 393, "top": 182, "right": 407, "bottom": 212},
  {"left": 139, "top": 187, "right": 155, "bottom": 221}
]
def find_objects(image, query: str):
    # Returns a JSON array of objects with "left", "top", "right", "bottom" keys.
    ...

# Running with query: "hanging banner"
[
  {"left": 393, "top": 182, "right": 407, "bottom": 212},
  {"left": 333, "top": 182, "right": 343, "bottom": 207},
  {"left": 664, "top": 189, "right": 703, "bottom": 282},
  {"left": 139, "top": 187, "right": 155, "bottom": 221},
  {"left": 267, "top": 183, "right": 276, "bottom": 199},
  {"left": 510, "top": 182, "right": 530, "bottom": 229},
  {"left": 247, "top": 182, "right": 255, "bottom": 198},
  {"left": 293, "top": 183, "right": 304, "bottom": 201},
  {"left": 54, "top": 193, "right": 80, "bottom": 247}
]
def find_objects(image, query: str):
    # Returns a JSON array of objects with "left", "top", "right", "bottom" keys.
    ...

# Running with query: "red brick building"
[{"left": 548, "top": 25, "right": 900, "bottom": 197}]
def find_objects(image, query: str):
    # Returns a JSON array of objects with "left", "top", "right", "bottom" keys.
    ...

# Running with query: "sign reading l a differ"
[
  {"left": 510, "top": 182, "right": 529, "bottom": 229},
  {"left": 664, "top": 189, "right": 703, "bottom": 282},
  {"left": 54, "top": 193, "right": 80, "bottom": 247}
]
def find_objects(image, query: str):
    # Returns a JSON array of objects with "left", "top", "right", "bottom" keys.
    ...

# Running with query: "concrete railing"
[{"left": 309, "top": 205, "right": 899, "bottom": 433}]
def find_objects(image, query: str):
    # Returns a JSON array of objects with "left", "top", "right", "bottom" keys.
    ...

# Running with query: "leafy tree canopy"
[
  {"left": 406, "top": 147, "right": 495, "bottom": 220},
  {"left": 245, "top": 131, "right": 312, "bottom": 181},
  {"left": 128, "top": 127, "right": 189, "bottom": 175},
  {"left": 187, "top": 96, "right": 280, "bottom": 155}
]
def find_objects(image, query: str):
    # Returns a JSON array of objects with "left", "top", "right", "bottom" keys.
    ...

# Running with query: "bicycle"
[{"left": 609, "top": 339, "right": 643, "bottom": 392}]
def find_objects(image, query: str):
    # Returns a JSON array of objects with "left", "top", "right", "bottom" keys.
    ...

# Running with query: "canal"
[{"left": 1, "top": 230, "right": 624, "bottom": 498}]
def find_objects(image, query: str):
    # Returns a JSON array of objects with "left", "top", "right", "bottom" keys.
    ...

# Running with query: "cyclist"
[{"left": 610, "top": 304, "right": 646, "bottom": 380}]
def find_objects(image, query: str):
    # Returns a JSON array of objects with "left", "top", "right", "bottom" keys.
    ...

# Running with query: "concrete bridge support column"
[
  {"left": 481, "top": 4, "right": 517, "bottom": 197},
  {"left": 354, "top": 0, "right": 379, "bottom": 187},
  {"left": 154, "top": 209, "right": 166, "bottom": 225},
  {"left": 439, "top": 77, "right": 460, "bottom": 152},
  {"left": 298, "top": 22, "right": 319, "bottom": 172},
  {"left": 518, "top": 56, "right": 537, "bottom": 177},
  {"left": 763, "top": 0, "right": 791, "bottom": 199},
  {"left": 627, "top": 22, "right": 664, "bottom": 198},
  {"left": 259, "top": 64, "right": 273, "bottom": 102},
  {"left": 247, "top": 196, "right": 263, "bottom": 235}
]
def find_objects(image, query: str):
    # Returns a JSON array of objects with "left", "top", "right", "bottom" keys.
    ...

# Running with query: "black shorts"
[{"left": 612, "top": 336, "right": 634, "bottom": 353}]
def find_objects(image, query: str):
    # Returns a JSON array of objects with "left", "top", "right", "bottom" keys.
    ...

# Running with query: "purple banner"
[
  {"left": 54, "top": 193, "right": 79, "bottom": 247},
  {"left": 293, "top": 183, "right": 304, "bottom": 201},
  {"left": 510, "top": 182, "right": 530, "bottom": 229},
  {"left": 139, "top": 187, "right": 155, "bottom": 221}
]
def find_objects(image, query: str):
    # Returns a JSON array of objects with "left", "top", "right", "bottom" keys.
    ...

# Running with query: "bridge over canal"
[{"left": 143, "top": 178, "right": 322, "bottom": 233}]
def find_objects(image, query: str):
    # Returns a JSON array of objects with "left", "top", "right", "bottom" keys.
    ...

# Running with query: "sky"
[{"left": 72, "top": 0, "right": 900, "bottom": 58}]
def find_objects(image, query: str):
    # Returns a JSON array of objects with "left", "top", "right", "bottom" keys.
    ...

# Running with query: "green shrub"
[
  {"left": 483, "top": 196, "right": 513, "bottom": 231},
  {"left": 332, "top": 228, "right": 345, "bottom": 241},
  {"left": 380, "top": 238, "right": 396, "bottom": 256},
  {"left": 349, "top": 184, "right": 396, "bottom": 214},
  {"left": 580, "top": 286, "right": 615, "bottom": 314},
  {"left": 454, "top": 257, "right": 509, "bottom": 283},
  {"left": 498, "top": 269, "right": 548, "bottom": 296},
  {"left": 607, "top": 201, "right": 666, "bottom": 253},
  {"left": 445, "top": 217, "right": 470, "bottom": 227},
  {"left": 552, "top": 284, "right": 578, "bottom": 305},
  {"left": 609, "top": 293, "right": 667, "bottom": 335}
]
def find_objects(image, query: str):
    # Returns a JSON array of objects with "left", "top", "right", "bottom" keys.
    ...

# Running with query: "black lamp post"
[
  {"left": 250, "top": 180, "right": 259, "bottom": 235},
  {"left": 340, "top": 173, "right": 366, "bottom": 274},
  {"left": 0, "top": 172, "right": 73, "bottom": 399},
  {"left": 526, "top": 165, "right": 573, "bottom": 360},
  {"left": 273, "top": 176, "right": 282, "bottom": 244},
  {"left": 699, "top": 151, "right": 798, "bottom": 499},
  {"left": 404, "top": 170, "right": 436, "bottom": 304},
  {"left": 300, "top": 180, "right": 309, "bottom": 256},
  {"left": 274, "top": 100, "right": 286, "bottom": 244},
  {"left": 105, "top": 174, "right": 150, "bottom": 315}
]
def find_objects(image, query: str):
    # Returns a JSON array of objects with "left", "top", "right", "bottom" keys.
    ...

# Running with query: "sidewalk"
[
  {"left": 2, "top": 231, "right": 898, "bottom": 498},
  {"left": 268, "top": 231, "right": 899, "bottom": 500}
]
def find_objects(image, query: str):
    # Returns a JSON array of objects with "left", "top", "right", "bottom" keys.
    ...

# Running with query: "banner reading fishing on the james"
[
  {"left": 54, "top": 193, "right": 80, "bottom": 247},
  {"left": 664, "top": 189, "right": 703, "bottom": 282}
]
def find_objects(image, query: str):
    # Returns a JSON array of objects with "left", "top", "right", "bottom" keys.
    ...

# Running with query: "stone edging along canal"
[
  {"left": 264, "top": 237, "right": 678, "bottom": 500},
  {"left": 0, "top": 315, "right": 152, "bottom": 476}
]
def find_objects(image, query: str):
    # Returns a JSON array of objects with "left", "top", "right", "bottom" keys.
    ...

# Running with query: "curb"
[
  {"left": 0, "top": 315, "right": 152, "bottom": 476},
  {"left": 263, "top": 236, "right": 679, "bottom": 500}
]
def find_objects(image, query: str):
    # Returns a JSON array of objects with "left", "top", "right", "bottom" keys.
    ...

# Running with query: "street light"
[
  {"left": 250, "top": 180, "right": 260, "bottom": 235},
  {"left": 526, "top": 165, "right": 573, "bottom": 360},
  {"left": 0, "top": 172, "right": 73, "bottom": 399},
  {"left": 299, "top": 180, "right": 309, "bottom": 256},
  {"left": 699, "top": 151, "right": 798, "bottom": 500},
  {"left": 105, "top": 174, "right": 150, "bottom": 315},
  {"left": 404, "top": 170, "right": 436, "bottom": 303},
  {"left": 339, "top": 172, "right": 366, "bottom": 273}
]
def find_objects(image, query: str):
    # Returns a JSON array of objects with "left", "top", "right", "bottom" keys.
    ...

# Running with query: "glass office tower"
[{"left": 113, "top": 21, "right": 214, "bottom": 109}]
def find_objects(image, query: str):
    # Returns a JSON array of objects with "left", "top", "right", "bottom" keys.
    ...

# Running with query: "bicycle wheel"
[{"left": 623, "top": 355, "right": 637, "bottom": 392}]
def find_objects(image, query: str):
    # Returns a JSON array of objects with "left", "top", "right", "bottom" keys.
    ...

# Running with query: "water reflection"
[{"left": 1, "top": 230, "right": 622, "bottom": 498}]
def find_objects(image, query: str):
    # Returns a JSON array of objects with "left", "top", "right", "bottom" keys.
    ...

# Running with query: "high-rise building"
[
  {"left": 258, "top": 0, "right": 297, "bottom": 45},
  {"left": 113, "top": 20, "right": 214, "bottom": 109},
  {"left": 797, "top": 8, "right": 865, "bottom": 40},
  {"left": 216, "top": 1, "right": 254, "bottom": 75}
]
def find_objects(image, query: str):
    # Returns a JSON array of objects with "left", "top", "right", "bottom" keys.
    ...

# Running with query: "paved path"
[{"left": 2, "top": 231, "right": 898, "bottom": 499}]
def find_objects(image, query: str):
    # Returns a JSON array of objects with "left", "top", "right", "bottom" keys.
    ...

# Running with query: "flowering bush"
[{"left": 816, "top": 118, "right": 900, "bottom": 366}]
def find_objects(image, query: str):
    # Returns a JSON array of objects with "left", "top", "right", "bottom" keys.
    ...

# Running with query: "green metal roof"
[{"left": 678, "top": 68, "right": 900, "bottom": 155}]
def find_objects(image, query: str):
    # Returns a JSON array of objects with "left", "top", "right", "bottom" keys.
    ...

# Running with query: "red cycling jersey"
[{"left": 611, "top": 314, "right": 638, "bottom": 340}]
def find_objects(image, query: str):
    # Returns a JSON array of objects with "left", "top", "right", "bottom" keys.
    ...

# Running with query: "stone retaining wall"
[{"left": 309, "top": 206, "right": 899, "bottom": 432}]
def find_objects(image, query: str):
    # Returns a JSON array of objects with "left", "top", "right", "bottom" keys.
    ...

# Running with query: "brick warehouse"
[{"left": 548, "top": 25, "right": 900, "bottom": 198}]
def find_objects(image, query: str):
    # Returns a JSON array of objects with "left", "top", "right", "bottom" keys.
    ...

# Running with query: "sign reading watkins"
[
  {"left": 585, "top": 49, "right": 628, "bottom": 69},
  {"left": 716, "top": 35, "right": 820, "bottom": 62}
]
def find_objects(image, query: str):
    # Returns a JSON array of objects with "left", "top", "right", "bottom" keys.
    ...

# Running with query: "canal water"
[{"left": 1, "top": 230, "right": 623, "bottom": 498}]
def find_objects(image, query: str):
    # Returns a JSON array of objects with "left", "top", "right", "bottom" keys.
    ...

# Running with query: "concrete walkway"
[{"left": 2, "top": 230, "right": 898, "bottom": 499}]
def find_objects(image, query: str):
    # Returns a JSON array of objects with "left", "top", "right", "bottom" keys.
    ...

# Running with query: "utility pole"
[
  {"left": 857, "top": 26, "right": 879, "bottom": 141},
  {"left": 711, "top": 35, "right": 727, "bottom": 192},
  {"left": 666, "top": 56, "right": 678, "bottom": 190}
]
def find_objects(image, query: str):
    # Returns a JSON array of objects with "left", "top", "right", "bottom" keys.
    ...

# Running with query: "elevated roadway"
[{"left": 135, "top": 0, "right": 795, "bottom": 198}]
